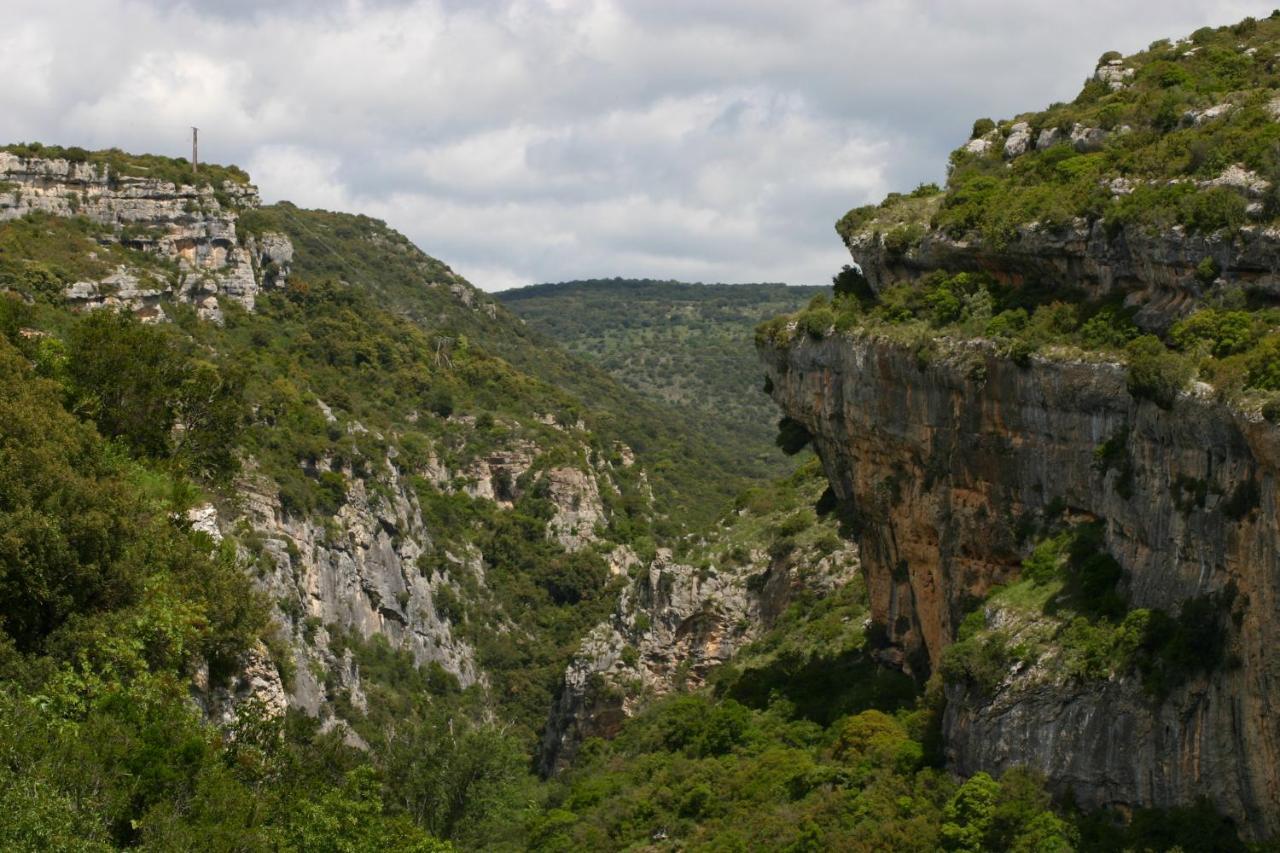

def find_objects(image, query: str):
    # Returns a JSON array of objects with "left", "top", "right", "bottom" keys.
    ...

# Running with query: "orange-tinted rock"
[{"left": 760, "top": 331, "right": 1280, "bottom": 837}]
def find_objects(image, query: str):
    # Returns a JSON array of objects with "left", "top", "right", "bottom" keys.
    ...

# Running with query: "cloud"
[{"left": 1, "top": 0, "right": 1273, "bottom": 289}]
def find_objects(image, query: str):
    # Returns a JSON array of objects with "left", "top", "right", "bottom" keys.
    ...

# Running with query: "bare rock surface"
[
  {"left": 760, "top": 331, "right": 1280, "bottom": 838},
  {"left": 541, "top": 534, "right": 860, "bottom": 774},
  {"left": 0, "top": 152, "right": 292, "bottom": 317}
]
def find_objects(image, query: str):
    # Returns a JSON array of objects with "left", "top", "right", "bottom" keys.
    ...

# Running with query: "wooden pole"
[{"left": 192, "top": 127, "right": 199, "bottom": 174}]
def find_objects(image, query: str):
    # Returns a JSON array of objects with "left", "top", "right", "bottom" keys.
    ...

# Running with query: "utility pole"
[{"left": 192, "top": 127, "right": 199, "bottom": 174}]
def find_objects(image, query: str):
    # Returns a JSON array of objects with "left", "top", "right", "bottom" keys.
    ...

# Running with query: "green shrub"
[
  {"left": 832, "top": 264, "right": 874, "bottom": 303},
  {"left": 883, "top": 223, "right": 925, "bottom": 256},
  {"left": 1093, "top": 429, "right": 1135, "bottom": 498},
  {"left": 1245, "top": 337, "right": 1280, "bottom": 390},
  {"left": 1180, "top": 187, "right": 1248, "bottom": 233},
  {"left": 1079, "top": 306, "right": 1139, "bottom": 350},
  {"left": 798, "top": 305, "right": 835, "bottom": 339},
  {"left": 1195, "top": 256, "right": 1221, "bottom": 285},
  {"left": 1125, "top": 335, "right": 1193, "bottom": 408},
  {"left": 1134, "top": 591, "right": 1233, "bottom": 697},
  {"left": 1169, "top": 309, "right": 1258, "bottom": 357},
  {"left": 940, "top": 631, "right": 1014, "bottom": 697},
  {"left": 985, "top": 308, "right": 1028, "bottom": 338}
]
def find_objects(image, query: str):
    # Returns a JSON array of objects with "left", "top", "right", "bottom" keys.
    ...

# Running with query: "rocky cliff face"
[
  {"left": 0, "top": 152, "right": 292, "bottom": 321},
  {"left": 186, "top": 423, "right": 631, "bottom": 729},
  {"left": 0, "top": 151, "right": 641, "bottom": 739},
  {"left": 759, "top": 331, "right": 1280, "bottom": 837},
  {"left": 848, "top": 206, "right": 1280, "bottom": 333},
  {"left": 240, "top": 457, "right": 481, "bottom": 706},
  {"left": 541, "top": 512, "right": 860, "bottom": 773}
]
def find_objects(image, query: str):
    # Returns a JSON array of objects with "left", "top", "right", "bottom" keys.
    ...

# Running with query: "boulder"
[
  {"left": 1002, "top": 122, "right": 1032, "bottom": 159},
  {"left": 1070, "top": 123, "right": 1108, "bottom": 153},
  {"left": 1035, "top": 126, "right": 1065, "bottom": 150}
]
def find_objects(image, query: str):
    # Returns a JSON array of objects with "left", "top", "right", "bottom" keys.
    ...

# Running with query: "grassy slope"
[{"left": 500, "top": 279, "right": 827, "bottom": 481}]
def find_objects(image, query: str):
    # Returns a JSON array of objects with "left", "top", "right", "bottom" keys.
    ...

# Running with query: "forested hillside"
[
  {"left": 500, "top": 279, "right": 825, "bottom": 480},
  {"left": 0, "top": 147, "right": 785, "bottom": 849},
  {"left": 7, "top": 8, "right": 1280, "bottom": 838}
]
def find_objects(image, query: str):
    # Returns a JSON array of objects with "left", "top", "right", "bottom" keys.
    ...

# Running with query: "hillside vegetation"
[
  {"left": 840, "top": 12, "right": 1280, "bottom": 248},
  {"left": 769, "top": 13, "right": 1280, "bottom": 421},
  {"left": 501, "top": 279, "right": 826, "bottom": 480},
  {"left": 0, "top": 158, "right": 924, "bottom": 849},
  {"left": 5, "top": 9, "right": 1278, "bottom": 841},
  {"left": 247, "top": 215, "right": 765, "bottom": 534}
]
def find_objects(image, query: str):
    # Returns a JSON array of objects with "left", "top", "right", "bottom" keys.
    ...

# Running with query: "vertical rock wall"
[{"left": 760, "top": 331, "right": 1280, "bottom": 837}]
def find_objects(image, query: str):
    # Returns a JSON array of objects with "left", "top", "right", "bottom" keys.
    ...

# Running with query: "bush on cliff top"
[{"left": 841, "top": 14, "right": 1280, "bottom": 256}]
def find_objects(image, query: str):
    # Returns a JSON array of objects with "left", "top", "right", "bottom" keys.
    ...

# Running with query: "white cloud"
[
  {"left": 246, "top": 145, "right": 352, "bottom": 212},
  {"left": 1, "top": 0, "right": 1274, "bottom": 289}
]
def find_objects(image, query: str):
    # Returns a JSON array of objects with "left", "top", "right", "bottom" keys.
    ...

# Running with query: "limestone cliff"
[
  {"left": 541, "top": 484, "right": 861, "bottom": 773},
  {"left": 759, "top": 329, "right": 1280, "bottom": 837},
  {"left": 846, "top": 206, "right": 1280, "bottom": 332},
  {"left": 186, "top": 420, "right": 634, "bottom": 730},
  {"left": 0, "top": 150, "right": 638, "bottom": 739},
  {"left": 0, "top": 151, "right": 291, "bottom": 321},
  {"left": 756, "top": 26, "right": 1280, "bottom": 836}
]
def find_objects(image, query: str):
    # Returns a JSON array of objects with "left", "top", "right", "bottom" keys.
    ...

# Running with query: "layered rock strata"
[
  {"left": 541, "top": 536, "right": 860, "bottom": 773},
  {"left": 0, "top": 152, "right": 291, "bottom": 319},
  {"left": 759, "top": 331, "right": 1280, "bottom": 837}
]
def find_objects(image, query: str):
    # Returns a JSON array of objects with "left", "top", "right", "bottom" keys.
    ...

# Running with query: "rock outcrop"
[
  {"left": 0, "top": 152, "right": 291, "bottom": 319},
  {"left": 541, "top": 530, "right": 860, "bottom": 774},
  {"left": 544, "top": 466, "right": 607, "bottom": 552},
  {"left": 242, "top": 458, "right": 481, "bottom": 705},
  {"left": 759, "top": 331, "right": 1280, "bottom": 837},
  {"left": 1094, "top": 59, "right": 1135, "bottom": 91},
  {"left": 845, "top": 213, "right": 1280, "bottom": 331},
  {"left": 192, "top": 641, "right": 289, "bottom": 729},
  {"left": 191, "top": 424, "right": 631, "bottom": 725}
]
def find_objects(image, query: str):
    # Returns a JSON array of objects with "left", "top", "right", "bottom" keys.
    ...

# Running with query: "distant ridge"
[{"left": 499, "top": 277, "right": 827, "bottom": 480}]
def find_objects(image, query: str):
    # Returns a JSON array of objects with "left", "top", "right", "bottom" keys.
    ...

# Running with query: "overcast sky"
[{"left": 3, "top": 1, "right": 1271, "bottom": 290}]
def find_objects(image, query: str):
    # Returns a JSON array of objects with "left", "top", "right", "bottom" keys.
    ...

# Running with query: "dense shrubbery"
[
  {"left": 531, "top": 688, "right": 1075, "bottom": 851},
  {"left": 0, "top": 309, "right": 467, "bottom": 847},
  {"left": 67, "top": 310, "right": 245, "bottom": 479},
  {"left": 766, "top": 261, "right": 1280, "bottom": 413},
  {"left": 1124, "top": 335, "right": 1194, "bottom": 408},
  {"left": 877, "top": 17, "right": 1280, "bottom": 248}
]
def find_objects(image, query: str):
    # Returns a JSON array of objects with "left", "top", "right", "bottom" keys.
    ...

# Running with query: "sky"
[{"left": 2, "top": 1, "right": 1272, "bottom": 291}]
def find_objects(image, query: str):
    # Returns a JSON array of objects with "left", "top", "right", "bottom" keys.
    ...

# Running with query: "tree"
[
  {"left": 941, "top": 772, "right": 1001, "bottom": 852},
  {"left": 1125, "top": 335, "right": 1192, "bottom": 409},
  {"left": 67, "top": 310, "right": 182, "bottom": 457}
]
